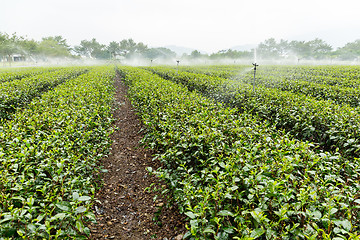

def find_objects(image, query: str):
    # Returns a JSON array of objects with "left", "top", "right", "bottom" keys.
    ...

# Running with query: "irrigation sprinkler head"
[
  {"left": 252, "top": 63, "right": 259, "bottom": 92},
  {"left": 176, "top": 60, "right": 180, "bottom": 74}
]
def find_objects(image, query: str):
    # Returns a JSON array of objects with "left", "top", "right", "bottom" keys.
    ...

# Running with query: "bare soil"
[{"left": 89, "top": 76, "right": 186, "bottom": 239}]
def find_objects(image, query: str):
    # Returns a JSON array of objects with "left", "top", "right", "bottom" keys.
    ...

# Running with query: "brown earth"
[{"left": 89, "top": 76, "right": 186, "bottom": 239}]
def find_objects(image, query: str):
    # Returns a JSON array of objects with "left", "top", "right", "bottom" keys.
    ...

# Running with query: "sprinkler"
[
  {"left": 252, "top": 62, "right": 259, "bottom": 92},
  {"left": 176, "top": 60, "right": 180, "bottom": 74},
  {"left": 252, "top": 47, "right": 258, "bottom": 91}
]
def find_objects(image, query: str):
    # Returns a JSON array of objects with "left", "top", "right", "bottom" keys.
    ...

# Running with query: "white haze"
[{"left": 1, "top": 0, "right": 360, "bottom": 53}]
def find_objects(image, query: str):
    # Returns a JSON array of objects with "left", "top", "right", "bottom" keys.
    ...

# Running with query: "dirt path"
[{"left": 89, "top": 76, "right": 186, "bottom": 240}]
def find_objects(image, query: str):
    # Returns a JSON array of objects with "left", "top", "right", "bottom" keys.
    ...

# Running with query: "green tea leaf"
[
  {"left": 218, "top": 210, "right": 234, "bottom": 217},
  {"left": 185, "top": 211, "right": 197, "bottom": 219},
  {"left": 78, "top": 196, "right": 91, "bottom": 201},
  {"left": 75, "top": 206, "right": 87, "bottom": 214},
  {"left": 56, "top": 202, "right": 70, "bottom": 212},
  {"left": 250, "top": 228, "right": 265, "bottom": 239}
]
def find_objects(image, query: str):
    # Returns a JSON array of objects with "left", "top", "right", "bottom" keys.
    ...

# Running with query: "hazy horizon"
[{"left": 1, "top": 0, "right": 359, "bottom": 53}]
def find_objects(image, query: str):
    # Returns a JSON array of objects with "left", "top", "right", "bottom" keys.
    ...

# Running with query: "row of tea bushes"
[
  {"left": 119, "top": 67, "right": 360, "bottom": 239},
  {"left": 180, "top": 65, "right": 360, "bottom": 107},
  {"left": 187, "top": 65, "right": 360, "bottom": 88},
  {"left": 149, "top": 67, "right": 360, "bottom": 158},
  {"left": 0, "top": 67, "right": 88, "bottom": 120},
  {"left": 0, "top": 66, "right": 115, "bottom": 239},
  {"left": 0, "top": 67, "right": 57, "bottom": 83}
]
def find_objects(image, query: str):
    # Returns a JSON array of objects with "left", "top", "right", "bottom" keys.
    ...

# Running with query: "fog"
[{"left": 1, "top": 53, "right": 359, "bottom": 69}]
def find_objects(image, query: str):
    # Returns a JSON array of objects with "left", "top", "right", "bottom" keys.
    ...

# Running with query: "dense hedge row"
[
  {"left": 0, "top": 67, "right": 87, "bottom": 120},
  {"left": 0, "top": 66, "right": 115, "bottom": 239},
  {"left": 183, "top": 65, "right": 360, "bottom": 88},
  {"left": 180, "top": 65, "right": 360, "bottom": 107},
  {"left": 148, "top": 67, "right": 360, "bottom": 158},
  {"left": 146, "top": 68, "right": 228, "bottom": 94},
  {"left": 120, "top": 67, "right": 360, "bottom": 239},
  {"left": 242, "top": 76, "right": 360, "bottom": 108},
  {"left": 0, "top": 67, "right": 55, "bottom": 83},
  {"left": 258, "top": 66, "right": 360, "bottom": 88}
]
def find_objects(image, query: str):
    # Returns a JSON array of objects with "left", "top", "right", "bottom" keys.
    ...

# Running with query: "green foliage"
[
  {"left": 119, "top": 66, "right": 360, "bottom": 239},
  {"left": 148, "top": 66, "right": 360, "bottom": 158},
  {"left": 336, "top": 40, "right": 360, "bottom": 60},
  {"left": 119, "top": 39, "right": 148, "bottom": 56},
  {"left": 0, "top": 66, "right": 115, "bottom": 239},
  {"left": 38, "top": 37, "right": 71, "bottom": 58},
  {"left": 210, "top": 49, "right": 253, "bottom": 60},
  {"left": 143, "top": 47, "right": 177, "bottom": 60},
  {"left": 0, "top": 67, "right": 56, "bottom": 83},
  {"left": 258, "top": 38, "right": 333, "bottom": 60},
  {"left": 179, "top": 64, "right": 360, "bottom": 106},
  {"left": 0, "top": 33, "right": 19, "bottom": 64},
  {"left": 0, "top": 67, "right": 88, "bottom": 120},
  {"left": 0, "top": 33, "right": 74, "bottom": 61},
  {"left": 107, "top": 41, "right": 121, "bottom": 59},
  {"left": 234, "top": 66, "right": 360, "bottom": 107},
  {"left": 73, "top": 38, "right": 150, "bottom": 59},
  {"left": 73, "top": 38, "right": 110, "bottom": 59}
]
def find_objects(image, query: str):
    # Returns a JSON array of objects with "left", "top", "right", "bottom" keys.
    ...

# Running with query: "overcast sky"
[{"left": 1, "top": 0, "right": 359, "bottom": 53}]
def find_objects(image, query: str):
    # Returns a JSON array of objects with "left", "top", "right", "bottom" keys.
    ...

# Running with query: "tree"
[
  {"left": 277, "top": 39, "right": 289, "bottom": 56},
  {"left": 74, "top": 38, "right": 109, "bottom": 59},
  {"left": 118, "top": 39, "right": 148, "bottom": 58},
  {"left": 120, "top": 39, "right": 135, "bottom": 52},
  {"left": 107, "top": 41, "right": 121, "bottom": 59},
  {"left": 288, "top": 40, "right": 312, "bottom": 60},
  {"left": 0, "top": 32, "right": 10, "bottom": 60},
  {"left": 92, "top": 47, "right": 110, "bottom": 59},
  {"left": 190, "top": 50, "right": 202, "bottom": 58},
  {"left": 74, "top": 40, "right": 93, "bottom": 58},
  {"left": 42, "top": 36, "right": 70, "bottom": 50},
  {"left": 257, "top": 38, "right": 288, "bottom": 58},
  {"left": 0, "top": 32, "right": 19, "bottom": 65},
  {"left": 307, "top": 38, "right": 333, "bottom": 59},
  {"left": 258, "top": 38, "right": 281, "bottom": 59},
  {"left": 135, "top": 42, "right": 147, "bottom": 53},
  {"left": 209, "top": 49, "right": 251, "bottom": 59},
  {"left": 287, "top": 39, "right": 333, "bottom": 60},
  {"left": 38, "top": 37, "right": 71, "bottom": 58},
  {"left": 335, "top": 39, "right": 360, "bottom": 60},
  {"left": 143, "top": 47, "right": 176, "bottom": 59},
  {"left": 18, "top": 39, "right": 39, "bottom": 56}
]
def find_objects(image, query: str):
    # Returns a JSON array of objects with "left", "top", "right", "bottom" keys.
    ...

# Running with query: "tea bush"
[{"left": 120, "top": 67, "right": 360, "bottom": 239}]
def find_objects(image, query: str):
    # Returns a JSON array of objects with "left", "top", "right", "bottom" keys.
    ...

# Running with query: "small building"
[{"left": 13, "top": 54, "right": 26, "bottom": 62}]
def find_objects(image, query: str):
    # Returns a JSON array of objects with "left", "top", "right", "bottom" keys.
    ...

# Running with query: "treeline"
[
  {"left": 1, "top": 32, "right": 359, "bottom": 63},
  {"left": 0, "top": 32, "right": 176, "bottom": 63},
  {"left": 186, "top": 38, "right": 360, "bottom": 61},
  {"left": 73, "top": 38, "right": 176, "bottom": 60},
  {"left": 256, "top": 38, "right": 360, "bottom": 61},
  {"left": 0, "top": 33, "right": 73, "bottom": 62}
]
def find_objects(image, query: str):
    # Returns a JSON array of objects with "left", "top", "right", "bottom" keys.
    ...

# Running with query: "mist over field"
[{"left": 1, "top": 31, "right": 359, "bottom": 68}]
